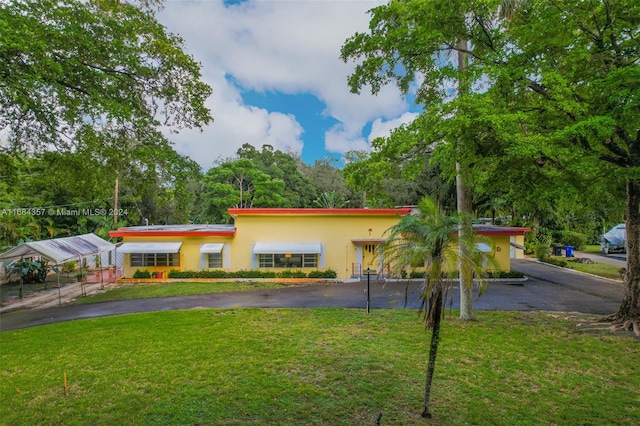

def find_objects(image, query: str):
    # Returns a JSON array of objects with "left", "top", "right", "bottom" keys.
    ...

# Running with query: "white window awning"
[
  {"left": 200, "top": 243, "right": 224, "bottom": 254},
  {"left": 253, "top": 242, "right": 321, "bottom": 254},
  {"left": 118, "top": 242, "right": 182, "bottom": 254},
  {"left": 475, "top": 242, "right": 493, "bottom": 253}
]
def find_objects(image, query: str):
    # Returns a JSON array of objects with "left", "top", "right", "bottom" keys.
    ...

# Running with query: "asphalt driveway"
[{"left": 0, "top": 258, "right": 626, "bottom": 332}]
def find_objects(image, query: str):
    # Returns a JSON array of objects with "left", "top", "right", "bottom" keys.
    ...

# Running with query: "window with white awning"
[
  {"left": 119, "top": 242, "right": 182, "bottom": 267},
  {"left": 252, "top": 242, "right": 322, "bottom": 268},
  {"left": 118, "top": 242, "right": 182, "bottom": 254},
  {"left": 252, "top": 242, "right": 321, "bottom": 254},
  {"left": 200, "top": 243, "right": 225, "bottom": 268}
]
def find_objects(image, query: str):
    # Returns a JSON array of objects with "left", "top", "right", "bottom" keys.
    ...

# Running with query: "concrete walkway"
[{"left": 0, "top": 281, "right": 114, "bottom": 314}]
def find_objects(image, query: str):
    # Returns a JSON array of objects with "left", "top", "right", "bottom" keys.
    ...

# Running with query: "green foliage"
[
  {"left": 4, "top": 310, "right": 638, "bottom": 425},
  {"left": 132, "top": 269, "right": 151, "bottom": 279},
  {"left": 202, "top": 158, "right": 288, "bottom": 222},
  {"left": 4, "top": 258, "right": 50, "bottom": 284},
  {"left": 236, "top": 144, "right": 318, "bottom": 208},
  {"left": 278, "top": 270, "right": 307, "bottom": 279},
  {"left": 539, "top": 256, "right": 568, "bottom": 268},
  {"left": 61, "top": 261, "right": 77, "bottom": 274},
  {"left": 381, "top": 196, "right": 498, "bottom": 328},
  {"left": 166, "top": 269, "right": 336, "bottom": 279},
  {"left": 535, "top": 245, "right": 550, "bottom": 261},
  {"left": 1, "top": 0, "right": 212, "bottom": 151},
  {"left": 554, "top": 231, "right": 588, "bottom": 250},
  {"left": 308, "top": 269, "right": 337, "bottom": 279}
]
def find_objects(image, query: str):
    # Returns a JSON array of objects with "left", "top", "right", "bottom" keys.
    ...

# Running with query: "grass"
[
  {"left": 75, "top": 281, "right": 295, "bottom": 305},
  {"left": 566, "top": 260, "right": 625, "bottom": 280},
  {"left": 582, "top": 244, "right": 603, "bottom": 254},
  {"left": 1, "top": 309, "right": 638, "bottom": 425}
]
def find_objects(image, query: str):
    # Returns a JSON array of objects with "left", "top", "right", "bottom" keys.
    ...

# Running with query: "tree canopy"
[
  {"left": 342, "top": 0, "right": 639, "bottom": 325},
  {"left": 0, "top": 0, "right": 212, "bottom": 151}
]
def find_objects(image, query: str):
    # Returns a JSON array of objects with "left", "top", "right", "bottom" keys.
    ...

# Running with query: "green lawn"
[
  {"left": 566, "top": 260, "right": 626, "bottom": 280},
  {"left": 1, "top": 309, "right": 638, "bottom": 425},
  {"left": 76, "top": 281, "right": 295, "bottom": 304}
]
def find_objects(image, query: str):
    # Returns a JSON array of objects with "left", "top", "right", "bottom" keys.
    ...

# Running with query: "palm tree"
[{"left": 379, "top": 196, "right": 494, "bottom": 418}]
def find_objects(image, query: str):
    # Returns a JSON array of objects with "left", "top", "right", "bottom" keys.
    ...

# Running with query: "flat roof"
[
  {"left": 472, "top": 225, "right": 530, "bottom": 236},
  {"left": 109, "top": 224, "right": 236, "bottom": 237},
  {"left": 228, "top": 207, "right": 412, "bottom": 216}
]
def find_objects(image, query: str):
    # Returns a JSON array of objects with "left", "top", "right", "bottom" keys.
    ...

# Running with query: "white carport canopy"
[
  {"left": 200, "top": 243, "right": 224, "bottom": 254},
  {"left": 253, "top": 242, "right": 321, "bottom": 254},
  {"left": 118, "top": 242, "right": 182, "bottom": 254},
  {"left": 0, "top": 233, "right": 115, "bottom": 265}
]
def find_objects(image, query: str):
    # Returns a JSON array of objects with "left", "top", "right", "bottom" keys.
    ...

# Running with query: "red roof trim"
[
  {"left": 473, "top": 228, "right": 530, "bottom": 236},
  {"left": 109, "top": 230, "right": 236, "bottom": 237},
  {"left": 228, "top": 208, "right": 412, "bottom": 216}
]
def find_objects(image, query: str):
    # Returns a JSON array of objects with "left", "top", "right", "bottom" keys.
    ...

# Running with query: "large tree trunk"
[
  {"left": 457, "top": 165, "right": 474, "bottom": 320},
  {"left": 612, "top": 178, "right": 640, "bottom": 323},
  {"left": 422, "top": 289, "right": 443, "bottom": 419},
  {"left": 456, "top": 40, "right": 474, "bottom": 321}
]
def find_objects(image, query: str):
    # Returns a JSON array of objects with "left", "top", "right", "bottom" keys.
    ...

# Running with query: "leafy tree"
[
  {"left": 485, "top": 0, "right": 640, "bottom": 328},
  {"left": 300, "top": 156, "right": 363, "bottom": 207},
  {"left": 236, "top": 144, "right": 318, "bottom": 208},
  {"left": 380, "top": 197, "right": 493, "bottom": 418},
  {"left": 343, "top": 147, "right": 456, "bottom": 210},
  {"left": 203, "top": 158, "right": 288, "bottom": 222},
  {"left": 0, "top": 0, "right": 212, "bottom": 152},
  {"left": 341, "top": 0, "right": 501, "bottom": 320},
  {"left": 343, "top": 0, "right": 639, "bottom": 329}
]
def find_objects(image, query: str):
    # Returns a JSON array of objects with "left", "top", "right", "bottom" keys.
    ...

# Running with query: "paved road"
[{"left": 0, "top": 257, "right": 626, "bottom": 332}]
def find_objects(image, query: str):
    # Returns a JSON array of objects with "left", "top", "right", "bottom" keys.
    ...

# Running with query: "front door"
[{"left": 362, "top": 243, "right": 378, "bottom": 272}]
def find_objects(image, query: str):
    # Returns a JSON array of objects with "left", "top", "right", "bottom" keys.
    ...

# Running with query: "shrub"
[
  {"left": 539, "top": 255, "right": 567, "bottom": 268},
  {"left": 133, "top": 269, "right": 151, "bottom": 279},
  {"left": 62, "top": 261, "right": 77, "bottom": 274},
  {"left": 322, "top": 269, "right": 337, "bottom": 278},
  {"left": 489, "top": 270, "right": 526, "bottom": 279},
  {"left": 308, "top": 269, "right": 336, "bottom": 278},
  {"left": 535, "top": 244, "right": 550, "bottom": 261},
  {"left": 278, "top": 270, "right": 307, "bottom": 278},
  {"left": 556, "top": 231, "right": 587, "bottom": 250}
]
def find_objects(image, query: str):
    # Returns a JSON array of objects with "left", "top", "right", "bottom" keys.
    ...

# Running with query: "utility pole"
[{"left": 113, "top": 178, "right": 119, "bottom": 226}]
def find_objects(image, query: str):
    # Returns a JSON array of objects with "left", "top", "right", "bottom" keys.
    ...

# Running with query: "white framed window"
[
  {"left": 208, "top": 252, "right": 223, "bottom": 268},
  {"left": 131, "top": 253, "right": 179, "bottom": 267},
  {"left": 257, "top": 253, "right": 317, "bottom": 268}
]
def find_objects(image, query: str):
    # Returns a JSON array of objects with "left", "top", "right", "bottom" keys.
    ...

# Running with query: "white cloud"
[
  {"left": 368, "top": 112, "right": 420, "bottom": 142},
  {"left": 158, "top": 0, "right": 412, "bottom": 169}
]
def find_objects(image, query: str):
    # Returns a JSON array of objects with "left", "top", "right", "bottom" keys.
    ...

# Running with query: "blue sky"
[{"left": 158, "top": 0, "right": 420, "bottom": 169}]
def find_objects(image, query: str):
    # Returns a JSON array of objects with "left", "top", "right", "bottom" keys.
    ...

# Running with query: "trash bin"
[
  {"left": 156, "top": 271, "right": 163, "bottom": 279},
  {"left": 565, "top": 246, "right": 575, "bottom": 257},
  {"left": 552, "top": 244, "right": 563, "bottom": 256}
]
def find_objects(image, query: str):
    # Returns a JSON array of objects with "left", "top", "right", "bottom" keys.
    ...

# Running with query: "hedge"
[{"left": 166, "top": 269, "right": 338, "bottom": 279}]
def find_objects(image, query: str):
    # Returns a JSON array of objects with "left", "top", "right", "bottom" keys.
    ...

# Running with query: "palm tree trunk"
[{"left": 422, "top": 288, "right": 444, "bottom": 419}]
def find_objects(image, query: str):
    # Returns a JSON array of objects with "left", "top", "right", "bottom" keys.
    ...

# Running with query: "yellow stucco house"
[{"left": 109, "top": 208, "right": 528, "bottom": 279}]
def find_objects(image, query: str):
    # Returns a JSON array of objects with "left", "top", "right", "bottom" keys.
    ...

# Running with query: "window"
[
  {"left": 130, "top": 253, "right": 180, "bottom": 267},
  {"left": 208, "top": 252, "right": 223, "bottom": 268},
  {"left": 258, "top": 253, "right": 317, "bottom": 268}
]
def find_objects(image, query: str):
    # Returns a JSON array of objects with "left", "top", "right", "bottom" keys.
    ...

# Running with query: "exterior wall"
[
  {"left": 230, "top": 213, "right": 403, "bottom": 279},
  {"left": 491, "top": 235, "right": 512, "bottom": 271},
  {"left": 115, "top": 213, "right": 525, "bottom": 280},
  {"left": 120, "top": 235, "right": 233, "bottom": 278}
]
